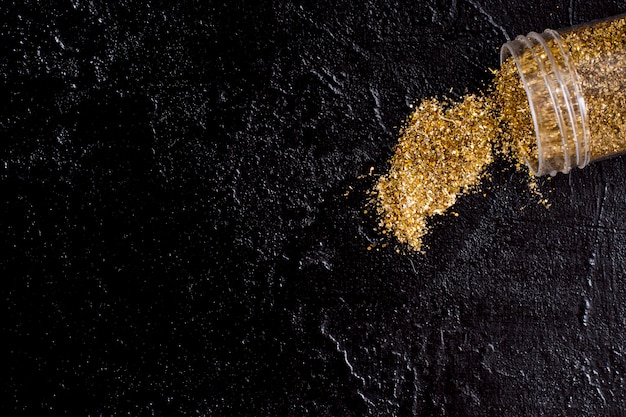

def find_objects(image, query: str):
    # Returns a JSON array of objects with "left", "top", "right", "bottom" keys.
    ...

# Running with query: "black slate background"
[{"left": 4, "top": 1, "right": 626, "bottom": 416}]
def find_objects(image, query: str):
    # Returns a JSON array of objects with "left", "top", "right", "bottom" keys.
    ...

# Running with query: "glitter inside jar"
[{"left": 502, "top": 14, "right": 626, "bottom": 176}]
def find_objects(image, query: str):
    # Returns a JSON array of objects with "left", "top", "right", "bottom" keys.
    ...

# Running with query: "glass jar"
[{"left": 501, "top": 14, "right": 626, "bottom": 176}]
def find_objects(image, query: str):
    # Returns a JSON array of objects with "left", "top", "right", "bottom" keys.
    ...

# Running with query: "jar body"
[{"left": 501, "top": 14, "right": 626, "bottom": 176}]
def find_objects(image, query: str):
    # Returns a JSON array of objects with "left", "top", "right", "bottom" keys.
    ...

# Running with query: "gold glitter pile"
[
  {"left": 374, "top": 94, "right": 500, "bottom": 251},
  {"left": 374, "top": 63, "right": 533, "bottom": 252}
]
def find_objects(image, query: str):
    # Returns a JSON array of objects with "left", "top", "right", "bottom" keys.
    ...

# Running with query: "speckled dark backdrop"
[{"left": 4, "top": 1, "right": 626, "bottom": 416}]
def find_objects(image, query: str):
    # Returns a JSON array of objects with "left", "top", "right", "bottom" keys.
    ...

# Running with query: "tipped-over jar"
[{"left": 502, "top": 14, "right": 626, "bottom": 176}]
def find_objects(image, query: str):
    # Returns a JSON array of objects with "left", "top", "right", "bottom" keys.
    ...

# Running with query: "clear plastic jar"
[{"left": 501, "top": 14, "right": 626, "bottom": 176}]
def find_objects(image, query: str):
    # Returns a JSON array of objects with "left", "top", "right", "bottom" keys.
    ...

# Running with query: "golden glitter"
[
  {"left": 375, "top": 15, "right": 626, "bottom": 252},
  {"left": 375, "top": 94, "right": 500, "bottom": 252},
  {"left": 562, "top": 16, "right": 626, "bottom": 163},
  {"left": 497, "top": 15, "right": 626, "bottom": 174},
  {"left": 373, "top": 47, "right": 534, "bottom": 252},
  {"left": 494, "top": 58, "right": 535, "bottom": 164}
]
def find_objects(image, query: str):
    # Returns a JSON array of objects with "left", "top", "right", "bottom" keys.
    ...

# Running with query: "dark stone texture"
[{"left": 3, "top": 1, "right": 626, "bottom": 416}]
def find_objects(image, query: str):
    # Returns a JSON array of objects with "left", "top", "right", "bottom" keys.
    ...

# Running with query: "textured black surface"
[{"left": 4, "top": 1, "right": 626, "bottom": 416}]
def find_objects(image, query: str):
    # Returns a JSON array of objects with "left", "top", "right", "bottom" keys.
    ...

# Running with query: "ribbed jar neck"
[{"left": 501, "top": 29, "right": 589, "bottom": 176}]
